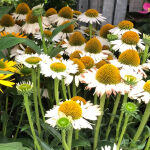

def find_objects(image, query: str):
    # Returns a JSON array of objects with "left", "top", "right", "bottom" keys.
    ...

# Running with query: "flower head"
[
  {"left": 139, "top": 3, "right": 150, "bottom": 14},
  {"left": 16, "top": 3, "right": 30, "bottom": 14}
]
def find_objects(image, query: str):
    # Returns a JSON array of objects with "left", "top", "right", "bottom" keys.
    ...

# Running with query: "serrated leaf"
[
  {"left": 72, "top": 139, "right": 91, "bottom": 148},
  {"left": 0, "top": 37, "right": 41, "bottom": 54},
  {"left": 0, "top": 6, "right": 13, "bottom": 19}
]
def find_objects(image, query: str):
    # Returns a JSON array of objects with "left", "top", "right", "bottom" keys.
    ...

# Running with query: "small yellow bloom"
[
  {"left": 0, "top": 59, "right": 16, "bottom": 72},
  {"left": 0, "top": 74, "right": 15, "bottom": 93}
]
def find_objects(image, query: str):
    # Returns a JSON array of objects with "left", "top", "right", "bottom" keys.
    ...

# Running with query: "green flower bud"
[
  {"left": 57, "top": 117, "right": 71, "bottom": 130},
  {"left": 123, "top": 75, "right": 138, "bottom": 85},
  {"left": 122, "top": 102, "right": 138, "bottom": 117},
  {"left": 32, "top": 4, "right": 44, "bottom": 16},
  {"left": 143, "top": 33, "right": 150, "bottom": 46},
  {"left": 16, "top": 81, "right": 33, "bottom": 96},
  {"left": 107, "top": 34, "right": 118, "bottom": 41}
]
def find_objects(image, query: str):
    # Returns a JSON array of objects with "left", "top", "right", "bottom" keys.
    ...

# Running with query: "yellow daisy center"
[
  {"left": 122, "top": 31, "right": 139, "bottom": 45},
  {"left": 70, "top": 50, "right": 82, "bottom": 60},
  {"left": 25, "top": 56, "right": 42, "bottom": 64},
  {"left": 95, "top": 60, "right": 107, "bottom": 69},
  {"left": 80, "top": 56, "right": 94, "bottom": 69},
  {"left": 99, "top": 24, "right": 115, "bottom": 38},
  {"left": 59, "top": 100, "right": 82, "bottom": 120},
  {"left": 44, "top": 30, "right": 52, "bottom": 37},
  {"left": 85, "top": 9, "right": 99, "bottom": 17},
  {"left": 46, "top": 8, "right": 57, "bottom": 17},
  {"left": 50, "top": 62, "right": 66, "bottom": 72},
  {"left": 16, "top": 3, "right": 30, "bottom": 14},
  {"left": 85, "top": 37, "right": 102, "bottom": 54},
  {"left": 143, "top": 80, "right": 150, "bottom": 93},
  {"left": 118, "top": 20, "right": 134, "bottom": 30},
  {"left": 71, "top": 96, "right": 87, "bottom": 104},
  {"left": 96, "top": 64, "right": 121, "bottom": 84},
  {"left": 26, "top": 11, "right": 38, "bottom": 24},
  {"left": 61, "top": 21, "right": 74, "bottom": 33},
  {"left": 58, "top": 7, "right": 73, "bottom": 19},
  {"left": 118, "top": 49, "right": 140, "bottom": 66},
  {"left": 73, "top": 10, "right": 82, "bottom": 15},
  {"left": 0, "top": 61, "right": 5, "bottom": 69},
  {"left": 69, "top": 32, "right": 85, "bottom": 46},
  {"left": 72, "top": 58, "right": 85, "bottom": 74},
  {"left": 25, "top": 47, "right": 36, "bottom": 54},
  {"left": 0, "top": 14, "right": 15, "bottom": 27}
]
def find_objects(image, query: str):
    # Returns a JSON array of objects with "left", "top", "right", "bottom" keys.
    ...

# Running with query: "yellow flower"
[
  {"left": 0, "top": 59, "right": 16, "bottom": 72},
  {"left": 0, "top": 31, "right": 27, "bottom": 38},
  {"left": 0, "top": 74, "right": 15, "bottom": 93}
]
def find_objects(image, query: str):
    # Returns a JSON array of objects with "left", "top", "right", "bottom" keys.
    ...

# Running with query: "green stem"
[
  {"left": 38, "top": 15, "right": 47, "bottom": 54},
  {"left": 47, "top": 78, "right": 54, "bottom": 107},
  {"left": 61, "top": 130, "right": 69, "bottom": 150},
  {"left": 116, "top": 93, "right": 128, "bottom": 142},
  {"left": 32, "top": 69, "right": 41, "bottom": 136},
  {"left": 145, "top": 136, "right": 150, "bottom": 150},
  {"left": 72, "top": 76, "right": 76, "bottom": 96},
  {"left": 130, "top": 102, "right": 150, "bottom": 147},
  {"left": 94, "top": 94, "right": 98, "bottom": 105},
  {"left": 5, "top": 93, "right": 8, "bottom": 113},
  {"left": 117, "top": 114, "right": 129, "bottom": 150},
  {"left": 67, "top": 126, "right": 73, "bottom": 150},
  {"left": 14, "top": 107, "right": 25, "bottom": 140},
  {"left": 89, "top": 23, "right": 93, "bottom": 39},
  {"left": 67, "top": 85, "right": 71, "bottom": 99},
  {"left": 37, "top": 67, "right": 45, "bottom": 122},
  {"left": 75, "top": 129, "right": 79, "bottom": 150},
  {"left": 54, "top": 78, "right": 59, "bottom": 105},
  {"left": 105, "top": 93, "right": 121, "bottom": 140},
  {"left": 142, "top": 44, "right": 149, "bottom": 64},
  {"left": 61, "top": 78, "right": 67, "bottom": 100},
  {"left": 93, "top": 93, "right": 106, "bottom": 150},
  {"left": 23, "top": 94, "right": 41, "bottom": 150}
]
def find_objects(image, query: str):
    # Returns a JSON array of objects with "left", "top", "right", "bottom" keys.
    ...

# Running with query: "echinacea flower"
[
  {"left": 15, "top": 53, "right": 50, "bottom": 68},
  {"left": 80, "top": 37, "right": 108, "bottom": 63},
  {"left": 109, "top": 20, "right": 140, "bottom": 36},
  {"left": 0, "top": 74, "right": 15, "bottom": 93},
  {"left": 40, "top": 58, "right": 78, "bottom": 80},
  {"left": 48, "top": 6, "right": 73, "bottom": 26},
  {"left": 111, "top": 31, "right": 145, "bottom": 53},
  {"left": 139, "top": 3, "right": 150, "bottom": 14},
  {"left": 129, "top": 80, "right": 150, "bottom": 104},
  {"left": 80, "top": 64, "right": 129, "bottom": 97},
  {"left": 12, "top": 3, "right": 30, "bottom": 21},
  {"left": 78, "top": 9, "right": 106, "bottom": 24},
  {"left": 0, "top": 14, "right": 21, "bottom": 33},
  {"left": 109, "top": 49, "right": 146, "bottom": 78},
  {"left": 0, "top": 59, "right": 16, "bottom": 72},
  {"left": 62, "top": 31, "right": 85, "bottom": 55},
  {"left": 45, "top": 99, "right": 100, "bottom": 129}
]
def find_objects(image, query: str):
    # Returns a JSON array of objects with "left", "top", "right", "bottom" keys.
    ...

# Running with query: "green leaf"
[
  {"left": 0, "top": 70, "right": 13, "bottom": 74},
  {"left": 0, "top": 142, "right": 24, "bottom": 150},
  {"left": 0, "top": 37, "right": 41, "bottom": 54},
  {"left": 49, "top": 21, "right": 75, "bottom": 41},
  {"left": 0, "top": 6, "right": 13, "bottom": 19},
  {"left": 72, "top": 139, "right": 91, "bottom": 148}
]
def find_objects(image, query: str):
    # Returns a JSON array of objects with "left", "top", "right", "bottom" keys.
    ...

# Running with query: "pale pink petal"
[
  {"left": 143, "top": 3, "right": 150, "bottom": 10},
  {"left": 139, "top": 10, "right": 149, "bottom": 14}
]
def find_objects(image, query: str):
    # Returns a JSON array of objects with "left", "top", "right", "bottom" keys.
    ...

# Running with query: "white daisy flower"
[
  {"left": 109, "top": 20, "right": 140, "bottom": 36},
  {"left": 0, "top": 14, "right": 21, "bottom": 33},
  {"left": 15, "top": 53, "right": 50, "bottom": 68},
  {"left": 45, "top": 99, "right": 100, "bottom": 130},
  {"left": 129, "top": 80, "right": 150, "bottom": 104},
  {"left": 12, "top": 3, "right": 30, "bottom": 21},
  {"left": 48, "top": 6, "right": 73, "bottom": 26},
  {"left": 110, "top": 31, "right": 145, "bottom": 53},
  {"left": 78, "top": 9, "right": 106, "bottom": 24},
  {"left": 109, "top": 49, "right": 147, "bottom": 78},
  {"left": 62, "top": 31, "right": 86, "bottom": 55},
  {"left": 80, "top": 64, "right": 129, "bottom": 97},
  {"left": 101, "top": 143, "right": 122, "bottom": 150},
  {"left": 40, "top": 58, "right": 78, "bottom": 80}
]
